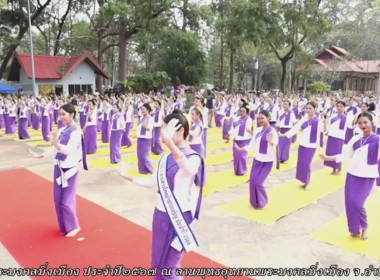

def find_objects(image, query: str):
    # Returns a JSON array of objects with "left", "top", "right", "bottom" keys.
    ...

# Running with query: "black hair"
[
  {"left": 306, "top": 101, "right": 317, "bottom": 110},
  {"left": 336, "top": 100, "right": 346, "bottom": 107},
  {"left": 195, "top": 96, "right": 204, "bottom": 105},
  {"left": 114, "top": 102, "right": 122, "bottom": 112},
  {"left": 89, "top": 99, "right": 97, "bottom": 106},
  {"left": 369, "top": 102, "right": 376, "bottom": 112},
  {"left": 142, "top": 103, "right": 152, "bottom": 112},
  {"left": 163, "top": 109, "right": 189, "bottom": 140},
  {"left": 357, "top": 112, "right": 373, "bottom": 124},
  {"left": 61, "top": 103, "right": 77, "bottom": 118},
  {"left": 155, "top": 100, "right": 162, "bottom": 107},
  {"left": 259, "top": 110, "right": 271, "bottom": 120},
  {"left": 70, "top": 99, "right": 78, "bottom": 106},
  {"left": 240, "top": 103, "right": 250, "bottom": 114}
]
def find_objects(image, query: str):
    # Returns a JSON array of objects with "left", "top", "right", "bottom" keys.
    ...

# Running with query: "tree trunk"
[
  {"left": 228, "top": 47, "right": 235, "bottom": 93},
  {"left": 219, "top": 0, "right": 224, "bottom": 89},
  {"left": 53, "top": 0, "right": 72, "bottom": 56},
  {"left": 182, "top": 0, "right": 188, "bottom": 31},
  {"left": 118, "top": 27, "right": 127, "bottom": 82},
  {"left": 280, "top": 59, "right": 287, "bottom": 94}
]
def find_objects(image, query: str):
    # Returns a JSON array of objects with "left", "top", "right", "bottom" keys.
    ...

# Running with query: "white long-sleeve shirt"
[
  {"left": 335, "top": 134, "right": 380, "bottom": 178},
  {"left": 133, "top": 153, "right": 201, "bottom": 213},
  {"left": 42, "top": 126, "right": 82, "bottom": 168},
  {"left": 111, "top": 114, "right": 126, "bottom": 131},
  {"left": 244, "top": 126, "right": 278, "bottom": 162},
  {"left": 229, "top": 117, "right": 253, "bottom": 141},
  {"left": 326, "top": 114, "right": 347, "bottom": 140},
  {"left": 284, "top": 116, "right": 324, "bottom": 148},
  {"left": 85, "top": 108, "right": 97, "bottom": 126},
  {"left": 277, "top": 110, "right": 297, "bottom": 128}
]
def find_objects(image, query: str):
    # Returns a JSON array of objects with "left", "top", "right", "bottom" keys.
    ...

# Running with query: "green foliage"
[
  {"left": 309, "top": 81, "right": 331, "bottom": 94},
  {"left": 156, "top": 29, "right": 206, "bottom": 85},
  {"left": 125, "top": 71, "right": 170, "bottom": 93}
]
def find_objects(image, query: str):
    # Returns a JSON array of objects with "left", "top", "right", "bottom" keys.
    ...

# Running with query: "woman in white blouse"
[
  {"left": 17, "top": 100, "right": 30, "bottom": 139},
  {"left": 235, "top": 110, "right": 278, "bottom": 209},
  {"left": 118, "top": 111, "right": 204, "bottom": 279},
  {"left": 323, "top": 100, "right": 347, "bottom": 175},
  {"left": 137, "top": 103, "right": 154, "bottom": 174},
  {"left": 109, "top": 102, "right": 125, "bottom": 164},
  {"left": 321, "top": 112, "right": 380, "bottom": 240},
  {"left": 279, "top": 101, "right": 323, "bottom": 190},
  {"left": 83, "top": 99, "right": 98, "bottom": 154}
]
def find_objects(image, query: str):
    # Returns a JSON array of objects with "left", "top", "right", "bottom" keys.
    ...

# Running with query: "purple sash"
[
  {"left": 41, "top": 107, "right": 45, "bottom": 116},
  {"left": 112, "top": 113, "right": 120, "bottom": 130},
  {"left": 301, "top": 117, "right": 319, "bottom": 144},
  {"left": 103, "top": 111, "right": 109, "bottom": 121},
  {"left": 331, "top": 114, "right": 346, "bottom": 130},
  {"left": 292, "top": 107, "right": 299, "bottom": 119},
  {"left": 233, "top": 117, "right": 248, "bottom": 137},
  {"left": 347, "top": 106, "right": 358, "bottom": 115},
  {"left": 56, "top": 126, "right": 76, "bottom": 162},
  {"left": 225, "top": 106, "right": 232, "bottom": 117},
  {"left": 140, "top": 116, "right": 148, "bottom": 135},
  {"left": 255, "top": 126, "right": 273, "bottom": 154},
  {"left": 154, "top": 110, "right": 160, "bottom": 122},
  {"left": 353, "top": 134, "right": 380, "bottom": 165},
  {"left": 279, "top": 111, "right": 291, "bottom": 126}
]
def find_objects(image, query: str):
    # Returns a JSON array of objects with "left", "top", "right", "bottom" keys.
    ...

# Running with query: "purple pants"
[
  {"left": 324, "top": 136, "right": 344, "bottom": 170},
  {"left": 137, "top": 138, "right": 153, "bottom": 174},
  {"left": 41, "top": 116, "right": 50, "bottom": 141},
  {"left": 296, "top": 145, "right": 316, "bottom": 184},
  {"left": 84, "top": 125, "right": 97, "bottom": 154},
  {"left": 7, "top": 116, "right": 16, "bottom": 134},
  {"left": 53, "top": 165, "right": 79, "bottom": 234},
  {"left": 344, "top": 173, "right": 374, "bottom": 235},
  {"left": 110, "top": 130, "right": 123, "bottom": 164},
  {"left": 214, "top": 114, "right": 223, "bottom": 128},
  {"left": 27, "top": 110, "right": 32, "bottom": 127},
  {"left": 18, "top": 118, "right": 30, "bottom": 139},
  {"left": 32, "top": 114, "right": 40, "bottom": 130},
  {"left": 233, "top": 139, "right": 250, "bottom": 175},
  {"left": 249, "top": 159, "right": 273, "bottom": 209},
  {"left": 152, "top": 208, "right": 192, "bottom": 280},
  {"left": 121, "top": 122, "right": 132, "bottom": 147},
  {"left": 151, "top": 127, "right": 164, "bottom": 155},
  {"left": 4, "top": 114, "right": 10, "bottom": 133}
]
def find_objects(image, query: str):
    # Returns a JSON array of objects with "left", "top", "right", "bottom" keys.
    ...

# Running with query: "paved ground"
[{"left": 1, "top": 127, "right": 380, "bottom": 280}]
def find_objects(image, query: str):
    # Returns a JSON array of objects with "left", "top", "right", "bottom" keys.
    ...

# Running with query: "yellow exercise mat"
[
  {"left": 203, "top": 170, "right": 250, "bottom": 196},
  {"left": 219, "top": 163, "right": 348, "bottom": 225},
  {"left": 207, "top": 140, "right": 232, "bottom": 150},
  {"left": 205, "top": 150, "right": 254, "bottom": 166},
  {"left": 311, "top": 188, "right": 380, "bottom": 261},
  {"left": 88, "top": 153, "right": 162, "bottom": 169}
]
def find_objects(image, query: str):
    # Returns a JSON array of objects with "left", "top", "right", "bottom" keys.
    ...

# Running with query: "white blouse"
[
  {"left": 229, "top": 117, "right": 253, "bottom": 141},
  {"left": 326, "top": 114, "right": 348, "bottom": 140},
  {"left": 244, "top": 126, "right": 278, "bottom": 162},
  {"left": 137, "top": 116, "right": 154, "bottom": 139},
  {"left": 277, "top": 110, "right": 297, "bottom": 128},
  {"left": 284, "top": 115, "right": 324, "bottom": 148}
]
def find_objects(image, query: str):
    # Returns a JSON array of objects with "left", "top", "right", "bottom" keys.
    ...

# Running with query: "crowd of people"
[{"left": 1, "top": 89, "right": 380, "bottom": 278}]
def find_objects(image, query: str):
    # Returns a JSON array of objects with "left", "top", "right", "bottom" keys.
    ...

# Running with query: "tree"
[
  {"left": 0, "top": 0, "right": 53, "bottom": 79},
  {"left": 264, "top": 0, "right": 329, "bottom": 93},
  {"left": 309, "top": 81, "right": 331, "bottom": 94}
]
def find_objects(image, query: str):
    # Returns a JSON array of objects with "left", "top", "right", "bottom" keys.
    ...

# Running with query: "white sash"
[
  {"left": 157, "top": 154, "right": 198, "bottom": 253},
  {"left": 56, "top": 164, "right": 79, "bottom": 188}
]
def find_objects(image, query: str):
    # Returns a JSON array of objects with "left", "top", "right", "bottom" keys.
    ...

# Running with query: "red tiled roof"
[{"left": 8, "top": 52, "right": 109, "bottom": 81}]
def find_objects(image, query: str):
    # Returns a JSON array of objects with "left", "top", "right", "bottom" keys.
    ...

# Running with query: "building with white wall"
[{"left": 7, "top": 52, "right": 109, "bottom": 96}]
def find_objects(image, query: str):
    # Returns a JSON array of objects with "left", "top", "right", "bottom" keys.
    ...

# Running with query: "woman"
[
  {"left": 40, "top": 97, "right": 51, "bottom": 141},
  {"left": 101, "top": 99, "right": 111, "bottom": 143},
  {"left": 235, "top": 110, "right": 278, "bottom": 209},
  {"left": 17, "top": 100, "right": 30, "bottom": 140},
  {"left": 214, "top": 96, "right": 225, "bottom": 128},
  {"left": 320, "top": 112, "right": 380, "bottom": 240},
  {"left": 291, "top": 100, "right": 300, "bottom": 143},
  {"left": 83, "top": 99, "right": 98, "bottom": 154},
  {"left": 110, "top": 103, "right": 125, "bottom": 164},
  {"left": 121, "top": 99, "right": 133, "bottom": 147},
  {"left": 137, "top": 103, "right": 154, "bottom": 174},
  {"left": 222, "top": 97, "right": 236, "bottom": 142},
  {"left": 31, "top": 99, "right": 41, "bottom": 130},
  {"left": 277, "top": 100, "right": 296, "bottom": 163},
  {"left": 228, "top": 103, "right": 253, "bottom": 176},
  {"left": 323, "top": 100, "right": 347, "bottom": 175},
  {"left": 189, "top": 107, "right": 205, "bottom": 159},
  {"left": 279, "top": 101, "right": 323, "bottom": 189},
  {"left": 151, "top": 100, "right": 164, "bottom": 155},
  {"left": 7, "top": 100, "right": 17, "bottom": 134},
  {"left": 79, "top": 98, "right": 88, "bottom": 129},
  {"left": 30, "top": 103, "right": 86, "bottom": 237},
  {"left": 118, "top": 110, "right": 205, "bottom": 279}
]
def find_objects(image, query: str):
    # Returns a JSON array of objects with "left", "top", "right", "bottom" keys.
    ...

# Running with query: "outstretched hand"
[{"left": 29, "top": 149, "right": 43, "bottom": 159}]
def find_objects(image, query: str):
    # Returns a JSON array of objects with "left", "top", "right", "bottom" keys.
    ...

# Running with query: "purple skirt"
[
  {"left": 79, "top": 113, "right": 86, "bottom": 129},
  {"left": 344, "top": 173, "right": 374, "bottom": 235},
  {"left": 27, "top": 110, "right": 32, "bottom": 127},
  {"left": 7, "top": 116, "right": 16, "bottom": 134},
  {"left": 110, "top": 130, "right": 123, "bottom": 164},
  {"left": 222, "top": 119, "right": 232, "bottom": 140},
  {"left": 151, "top": 127, "right": 163, "bottom": 155},
  {"left": 296, "top": 145, "right": 316, "bottom": 184},
  {"left": 345, "top": 128, "right": 354, "bottom": 144},
  {"left": 121, "top": 122, "right": 132, "bottom": 147},
  {"left": 152, "top": 208, "right": 192, "bottom": 280},
  {"left": 41, "top": 116, "right": 50, "bottom": 141},
  {"left": 84, "top": 125, "right": 97, "bottom": 154},
  {"left": 49, "top": 112, "right": 53, "bottom": 131},
  {"left": 324, "top": 136, "right": 344, "bottom": 170},
  {"left": 18, "top": 118, "right": 30, "bottom": 139},
  {"left": 53, "top": 165, "right": 79, "bottom": 234},
  {"left": 97, "top": 118, "right": 102, "bottom": 132},
  {"left": 101, "top": 120, "right": 110, "bottom": 143},
  {"left": 214, "top": 114, "right": 223, "bottom": 128},
  {"left": 249, "top": 159, "right": 273, "bottom": 209},
  {"left": 0, "top": 113, "right": 3, "bottom": 129},
  {"left": 278, "top": 127, "right": 291, "bottom": 162},
  {"left": 233, "top": 139, "right": 251, "bottom": 175},
  {"left": 137, "top": 138, "right": 153, "bottom": 174},
  {"left": 32, "top": 114, "right": 40, "bottom": 130}
]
